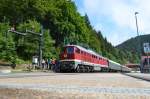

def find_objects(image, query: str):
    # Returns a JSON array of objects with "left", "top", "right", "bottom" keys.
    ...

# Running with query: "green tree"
[
  {"left": 43, "top": 29, "right": 56, "bottom": 58},
  {"left": 0, "top": 23, "right": 16, "bottom": 63}
]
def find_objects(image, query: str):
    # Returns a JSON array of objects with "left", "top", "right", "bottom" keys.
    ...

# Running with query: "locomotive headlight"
[
  {"left": 69, "top": 62, "right": 75, "bottom": 66},
  {"left": 69, "top": 62, "right": 75, "bottom": 69},
  {"left": 69, "top": 62, "right": 73, "bottom": 66},
  {"left": 64, "top": 54, "right": 67, "bottom": 58}
]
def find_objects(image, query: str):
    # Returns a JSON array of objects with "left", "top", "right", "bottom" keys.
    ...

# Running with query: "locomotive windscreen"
[{"left": 66, "top": 47, "right": 74, "bottom": 54}]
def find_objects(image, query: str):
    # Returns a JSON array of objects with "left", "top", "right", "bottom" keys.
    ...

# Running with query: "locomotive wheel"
[
  {"left": 90, "top": 66, "right": 94, "bottom": 72},
  {"left": 87, "top": 66, "right": 90, "bottom": 72},
  {"left": 76, "top": 65, "right": 81, "bottom": 73},
  {"left": 85, "top": 66, "right": 90, "bottom": 73},
  {"left": 81, "top": 66, "right": 86, "bottom": 72},
  {"left": 89, "top": 66, "right": 92, "bottom": 72}
]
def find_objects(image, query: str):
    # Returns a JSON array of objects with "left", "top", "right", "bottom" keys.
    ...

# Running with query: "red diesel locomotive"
[{"left": 60, "top": 45, "right": 109, "bottom": 72}]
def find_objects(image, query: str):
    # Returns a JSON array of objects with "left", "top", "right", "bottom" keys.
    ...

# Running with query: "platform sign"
[
  {"left": 143, "top": 43, "right": 150, "bottom": 53},
  {"left": 32, "top": 56, "right": 38, "bottom": 64}
]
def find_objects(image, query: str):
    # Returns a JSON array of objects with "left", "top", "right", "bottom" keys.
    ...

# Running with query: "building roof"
[{"left": 125, "top": 64, "right": 140, "bottom": 68}]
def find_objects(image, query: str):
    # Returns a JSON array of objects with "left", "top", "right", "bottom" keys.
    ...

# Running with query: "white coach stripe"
[{"left": 60, "top": 59, "right": 108, "bottom": 67}]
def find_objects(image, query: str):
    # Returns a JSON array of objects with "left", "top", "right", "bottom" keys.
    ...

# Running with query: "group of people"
[
  {"left": 32, "top": 56, "right": 60, "bottom": 72},
  {"left": 42, "top": 58, "right": 55, "bottom": 70},
  {"left": 41, "top": 58, "right": 60, "bottom": 72}
]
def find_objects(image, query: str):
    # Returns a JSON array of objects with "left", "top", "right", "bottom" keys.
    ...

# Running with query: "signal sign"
[{"left": 143, "top": 43, "right": 150, "bottom": 53}]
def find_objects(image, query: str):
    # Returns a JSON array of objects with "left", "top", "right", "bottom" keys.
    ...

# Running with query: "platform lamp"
[{"left": 135, "top": 12, "right": 142, "bottom": 72}]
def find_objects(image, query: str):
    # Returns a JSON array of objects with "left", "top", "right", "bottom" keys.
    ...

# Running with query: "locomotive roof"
[{"left": 66, "top": 45, "right": 107, "bottom": 59}]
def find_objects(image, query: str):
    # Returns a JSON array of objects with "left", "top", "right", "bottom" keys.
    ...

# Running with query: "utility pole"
[
  {"left": 26, "top": 25, "right": 43, "bottom": 67},
  {"left": 39, "top": 25, "right": 43, "bottom": 67}
]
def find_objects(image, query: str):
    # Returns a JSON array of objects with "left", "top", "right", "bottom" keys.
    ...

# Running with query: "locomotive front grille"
[{"left": 60, "top": 61, "right": 75, "bottom": 71}]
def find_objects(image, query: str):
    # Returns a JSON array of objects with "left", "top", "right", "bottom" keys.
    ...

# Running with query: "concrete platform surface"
[{"left": 0, "top": 72, "right": 150, "bottom": 99}]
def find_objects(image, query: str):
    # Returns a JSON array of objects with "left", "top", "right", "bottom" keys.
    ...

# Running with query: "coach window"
[
  {"left": 81, "top": 51, "right": 83, "bottom": 54},
  {"left": 84, "top": 52, "right": 86, "bottom": 55},
  {"left": 67, "top": 47, "right": 74, "bottom": 54}
]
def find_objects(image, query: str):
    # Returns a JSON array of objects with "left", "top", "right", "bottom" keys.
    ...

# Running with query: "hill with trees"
[
  {"left": 0, "top": 0, "right": 139, "bottom": 64},
  {"left": 116, "top": 34, "right": 150, "bottom": 57}
]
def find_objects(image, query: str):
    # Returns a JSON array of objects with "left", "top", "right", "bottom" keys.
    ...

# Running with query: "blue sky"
[{"left": 73, "top": 0, "right": 150, "bottom": 46}]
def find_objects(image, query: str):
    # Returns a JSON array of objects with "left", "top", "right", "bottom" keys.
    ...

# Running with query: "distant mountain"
[{"left": 116, "top": 34, "right": 150, "bottom": 56}]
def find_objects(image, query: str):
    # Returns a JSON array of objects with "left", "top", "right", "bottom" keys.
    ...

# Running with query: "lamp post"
[
  {"left": 135, "top": 12, "right": 141, "bottom": 54},
  {"left": 135, "top": 12, "right": 143, "bottom": 72},
  {"left": 135, "top": 12, "right": 139, "bottom": 36},
  {"left": 134, "top": 12, "right": 141, "bottom": 53}
]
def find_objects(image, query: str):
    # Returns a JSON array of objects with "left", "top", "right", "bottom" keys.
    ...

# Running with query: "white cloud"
[{"left": 75, "top": 0, "right": 150, "bottom": 45}]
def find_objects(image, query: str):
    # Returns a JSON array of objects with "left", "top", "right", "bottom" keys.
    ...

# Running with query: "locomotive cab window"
[{"left": 67, "top": 47, "right": 74, "bottom": 54}]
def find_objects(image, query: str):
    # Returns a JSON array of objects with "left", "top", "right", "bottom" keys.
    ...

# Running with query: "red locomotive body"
[{"left": 60, "top": 45, "right": 108, "bottom": 72}]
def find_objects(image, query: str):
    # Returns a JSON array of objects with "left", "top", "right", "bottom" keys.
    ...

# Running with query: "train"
[{"left": 59, "top": 45, "right": 131, "bottom": 72}]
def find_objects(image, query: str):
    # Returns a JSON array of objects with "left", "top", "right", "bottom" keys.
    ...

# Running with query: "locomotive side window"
[
  {"left": 84, "top": 52, "right": 86, "bottom": 55},
  {"left": 75, "top": 48, "right": 80, "bottom": 53},
  {"left": 67, "top": 47, "right": 74, "bottom": 54},
  {"left": 92, "top": 55, "right": 94, "bottom": 58},
  {"left": 96, "top": 56, "right": 97, "bottom": 59},
  {"left": 81, "top": 51, "right": 83, "bottom": 54}
]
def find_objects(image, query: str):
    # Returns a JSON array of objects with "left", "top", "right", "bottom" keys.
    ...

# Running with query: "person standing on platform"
[
  {"left": 51, "top": 58, "right": 56, "bottom": 71},
  {"left": 42, "top": 59, "right": 45, "bottom": 69}
]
